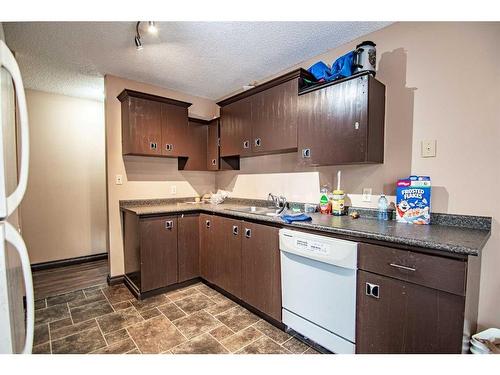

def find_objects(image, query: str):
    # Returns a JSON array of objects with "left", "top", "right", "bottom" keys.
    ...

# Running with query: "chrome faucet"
[{"left": 268, "top": 193, "right": 287, "bottom": 214}]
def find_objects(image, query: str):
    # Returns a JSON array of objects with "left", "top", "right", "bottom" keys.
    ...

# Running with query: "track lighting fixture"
[
  {"left": 134, "top": 21, "right": 158, "bottom": 50},
  {"left": 147, "top": 21, "right": 158, "bottom": 34},
  {"left": 134, "top": 35, "right": 143, "bottom": 50}
]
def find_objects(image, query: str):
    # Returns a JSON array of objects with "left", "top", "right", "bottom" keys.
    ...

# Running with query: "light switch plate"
[
  {"left": 115, "top": 174, "right": 123, "bottom": 185},
  {"left": 170, "top": 185, "right": 177, "bottom": 195},
  {"left": 362, "top": 188, "right": 372, "bottom": 202},
  {"left": 421, "top": 140, "right": 437, "bottom": 158}
]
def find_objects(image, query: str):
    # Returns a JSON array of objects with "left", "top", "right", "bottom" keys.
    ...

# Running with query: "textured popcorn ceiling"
[{"left": 3, "top": 22, "right": 391, "bottom": 101}]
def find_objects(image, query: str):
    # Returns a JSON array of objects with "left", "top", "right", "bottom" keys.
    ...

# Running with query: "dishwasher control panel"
[
  {"left": 279, "top": 229, "right": 358, "bottom": 270},
  {"left": 296, "top": 238, "right": 329, "bottom": 255}
]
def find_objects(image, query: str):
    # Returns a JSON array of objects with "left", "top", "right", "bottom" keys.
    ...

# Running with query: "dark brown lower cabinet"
[
  {"left": 177, "top": 214, "right": 200, "bottom": 282},
  {"left": 214, "top": 216, "right": 242, "bottom": 299},
  {"left": 139, "top": 216, "right": 178, "bottom": 292},
  {"left": 199, "top": 214, "right": 217, "bottom": 284},
  {"left": 241, "top": 222, "right": 281, "bottom": 321},
  {"left": 356, "top": 270, "right": 465, "bottom": 353}
]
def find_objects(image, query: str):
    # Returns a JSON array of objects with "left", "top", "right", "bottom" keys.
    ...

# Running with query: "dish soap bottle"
[
  {"left": 378, "top": 194, "right": 389, "bottom": 221},
  {"left": 319, "top": 185, "right": 332, "bottom": 214}
]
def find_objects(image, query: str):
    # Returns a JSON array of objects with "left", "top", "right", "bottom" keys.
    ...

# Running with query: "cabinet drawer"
[{"left": 358, "top": 243, "right": 466, "bottom": 296}]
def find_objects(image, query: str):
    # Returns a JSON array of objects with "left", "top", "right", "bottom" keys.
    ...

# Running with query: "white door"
[
  {"left": 0, "top": 222, "right": 34, "bottom": 353},
  {"left": 0, "top": 39, "right": 29, "bottom": 220}
]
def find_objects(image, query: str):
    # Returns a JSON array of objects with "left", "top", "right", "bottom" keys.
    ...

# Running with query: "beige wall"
[
  {"left": 20, "top": 89, "right": 107, "bottom": 264},
  {"left": 216, "top": 22, "right": 500, "bottom": 329},
  {"left": 104, "top": 75, "right": 218, "bottom": 278}
]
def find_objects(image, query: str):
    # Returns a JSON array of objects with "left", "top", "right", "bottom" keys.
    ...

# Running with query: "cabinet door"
[
  {"left": 298, "top": 75, "right": 367, "bottom": 166},
  {"left": 178, "top": 214, "right": 200, "bottom": 282},
  {"left": 179, "top": 120, "right": 207, "bottom": 170},
  {"left": 199, "top": 214, "right": 217, "bottom": 283},
  {"left": 139, "top": 216, "right": 178, "bottom": 292},
  {"left": 356, "top": 270, "right": 464, "bottom": 354},
  {"left": 122, "top": 97, "right": 162, "bottom": 156},
  {"left": 241, "top": 222, "right": 281, "bottom": 321},
  {"left": 161, "top": 103, "right": 189, "bottom": 157},
  {"left": 251, "top": 79, "right": 298, "bottom": 154},
  {"left": 207, "top": 119, "right": 219, "bottom": 170},
  {"left": 220, "top": 97, "right": 252, "bottom": 157},
  {"left": 214, "top": 216, "right": 242, "bottom": 298}
]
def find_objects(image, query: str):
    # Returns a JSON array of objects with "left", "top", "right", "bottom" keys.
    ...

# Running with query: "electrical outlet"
[
  {"left": 421, "top": 140, "right": 437, "bottom": 158},
  {"left": 115, "top": 175, "right": 123, "bottom": 185},
  {"left": 362, "top": 188, "right": 372, "bottom": 202},
  {"left": 170, "top": 185, "right": 177, "bottom": 195}
]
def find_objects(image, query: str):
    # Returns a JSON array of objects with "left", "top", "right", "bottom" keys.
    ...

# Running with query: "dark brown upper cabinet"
[
  {"left": 117, "top": 89, "right": 191, "bottom": 158},
  {"left": 217, "top": 69, "right": 314, "bottom": 160},
  {"left": 207, "top": 118, "right": 220, "bottom": 171},
  {"left": 250, "top": 79, "right": 299, "bottom": 154},
  {"left": 161, "top": 103, "right": 190, "bottom": 157},
  {"left": 218, "top": 96, "right": 253, "bottom": 158},
  {"left": 297, "top": 72, "right": 385, "bottom": 166},
  {"left": 178, "top": 117, "right": 208, "bottom": 171}
]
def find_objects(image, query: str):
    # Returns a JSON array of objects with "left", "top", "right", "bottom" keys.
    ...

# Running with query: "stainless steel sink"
[{"left": 225, "top": 206, "right": 282, "bottom": 217}]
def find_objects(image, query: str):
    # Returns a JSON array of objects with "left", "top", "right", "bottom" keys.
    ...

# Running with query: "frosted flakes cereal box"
[{"left": 396, "top": 176, "right": 431, "bottom": 224}]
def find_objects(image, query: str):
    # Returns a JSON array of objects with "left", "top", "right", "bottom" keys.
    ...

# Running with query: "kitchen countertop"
[{"left": 120, "top": 200, "right": 491, "bottom": 257}]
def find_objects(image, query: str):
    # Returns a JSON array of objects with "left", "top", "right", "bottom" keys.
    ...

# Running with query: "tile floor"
[{"left": 33, "top": 282, "right": 321, "bottom": 354}]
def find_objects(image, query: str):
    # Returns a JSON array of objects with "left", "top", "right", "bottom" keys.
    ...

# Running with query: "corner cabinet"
[
  {"left": 122, "top": 212, "right": 179, "bottom": 294},
  {"left": 118, "top": 89, "right": 192, "bottom": 158},
  {"left": 297, "top": 73, "right": 386, "bottom": 166},
  {"left": 122, "top": 211, "right": 200, "bottom": 298}
]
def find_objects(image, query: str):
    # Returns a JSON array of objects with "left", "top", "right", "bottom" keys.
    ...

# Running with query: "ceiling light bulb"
[
  {"left": 135, "top": 35, "right": 143, "bottom": 50},
  {"left": 147, "top": 21, "right": 158, "bottom": 34}
]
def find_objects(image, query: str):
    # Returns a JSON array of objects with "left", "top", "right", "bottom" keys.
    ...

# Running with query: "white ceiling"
[{"left": 4, "top": 22, "right": 391, "bottom": 101}]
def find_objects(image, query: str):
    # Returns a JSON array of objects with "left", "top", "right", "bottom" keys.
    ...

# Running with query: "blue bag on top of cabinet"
[
  {"left": 329, "top": 51, "right": 355, "bottom": 80},
  {"left": 396, "top": 176, "right": 431, "bottom": 224},
  {"left": 307, "top": 61, "right": 332, "bottom": 81}
]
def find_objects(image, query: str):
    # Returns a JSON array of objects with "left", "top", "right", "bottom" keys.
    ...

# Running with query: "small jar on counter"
[{"left": 331, "top": 189, "right": 346, "bottom": 216}]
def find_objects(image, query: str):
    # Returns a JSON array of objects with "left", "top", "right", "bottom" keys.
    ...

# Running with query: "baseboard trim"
[
  {"left": 31, "top": 252, "right": 108, "bottom": 272},
  {"left": 107, "top": 274, "right": 125, "bottom": 286}
]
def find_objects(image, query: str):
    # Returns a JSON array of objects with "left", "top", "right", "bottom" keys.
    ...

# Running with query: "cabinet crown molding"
[
  {"left": 117, "top": 89, "right": 192, "bottom": 108},
  {"left": 216, "top": 68, "right": 315, "bottom": 107}
]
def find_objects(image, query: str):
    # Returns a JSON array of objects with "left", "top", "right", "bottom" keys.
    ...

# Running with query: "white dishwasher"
[{"left": 279, "top": 229, "right": 358, "bottom": 354}]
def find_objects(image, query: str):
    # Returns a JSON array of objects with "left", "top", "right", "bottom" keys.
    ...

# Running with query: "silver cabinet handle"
[
  {"left": 366, "top": 282, "right": 380, "bottom": 298},
  {"left": 150, "top": 142, "right": 157, "bottom": 150},
  {"left": 302, "top": 148, "right": 311, "bottom": 158},
  {"left": 165, "top": 144, "right": 174, "bottom": 151},
  {"left": 211, "top": 159, "right": 217, "bottom": 166},
  {"left": 205, "top": 220, "right": 210, "bottom": 229},
  {"left": 245, "top": 228, "right": 251, "bottom": 238},
  {"left": 354, "top": 121, "right": 360, "bottom": 130},
  {"left": 243, "top": 140, "right": 250, "bottom": 149},
  {"left": 254, "top": 138, "right": 261, "bottom": 147},
  {"left": 165, "top": 220, "right": 174, "bottom": 229},
  {"left": 232, "top": 225, "right": 239, "bottom": 235},
  {"left": 389, "top": 263, "right": 416, "bottom": 272}
]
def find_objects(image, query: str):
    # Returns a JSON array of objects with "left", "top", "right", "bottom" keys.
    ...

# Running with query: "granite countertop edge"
[{"left": 119, "top": 200, "right": 491, "bottom": 257}]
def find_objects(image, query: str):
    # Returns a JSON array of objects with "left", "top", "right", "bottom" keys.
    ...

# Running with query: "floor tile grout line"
[
  {"left": 47, "top": 322, "right": 53, "bottom": 354},
  {"left": 282, "top": 335, "right": 312, "bottom": 354},
  {"left": 124, "top": 327, "right": 142, "bottom": 354},
  {"left": 67, "top": 303, "right": 74, "bottom": 325},
  {"left": 49, "top": 319, "right": 101, "bottom": 343},
  {"left": 95, "top": 318, "right": 109, "bottom": 348}
]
